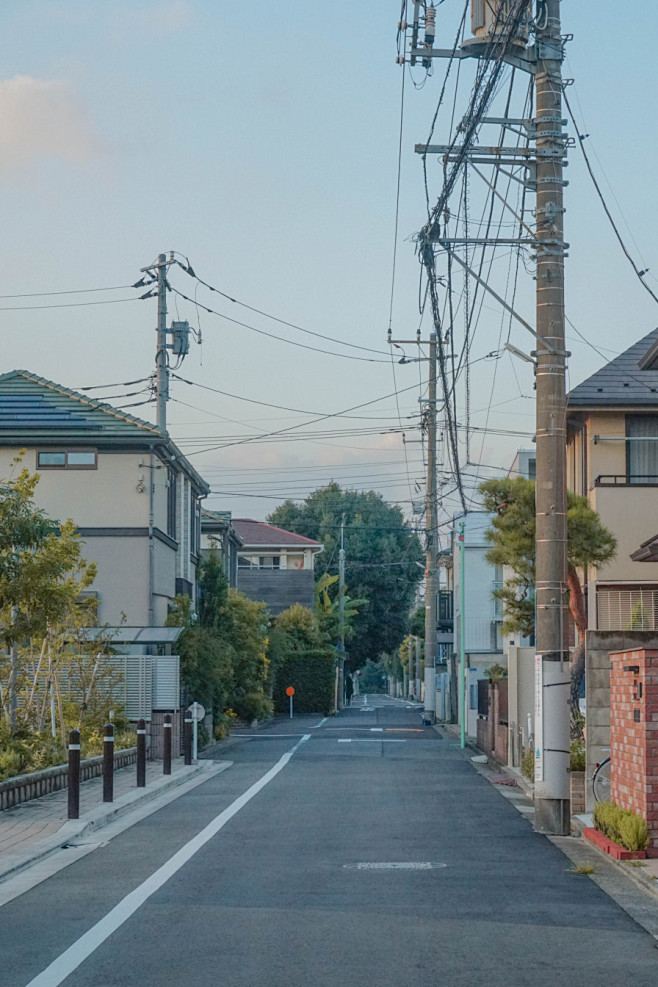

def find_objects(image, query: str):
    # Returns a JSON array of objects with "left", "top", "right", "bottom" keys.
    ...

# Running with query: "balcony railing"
[{"left": 595, "top": 475, "right": 658, "bottom": 487}]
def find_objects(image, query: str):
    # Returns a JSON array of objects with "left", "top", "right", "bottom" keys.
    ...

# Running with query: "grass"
[
  {"left": 569, "top": 863, "right": 596, "bottom": 875},
  {"left": 626, "top": 860, "right": 647, "bottom": 869}
]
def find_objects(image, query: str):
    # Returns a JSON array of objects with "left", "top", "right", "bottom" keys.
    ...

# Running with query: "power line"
[
  {"left": 0, "top": 297, "right": 138, "bottom": 312},
  {"left": 564, "top": 89, "right": 658, "bottom": 308},
  {"left": 169, "top": 286, "right": 392, "bottom": 364},
  {"left": 0, "top": 285, "right": 132, "bottom": 299},
  {"left": 171, "top": 261, "right": 393, "bottom": 358}
]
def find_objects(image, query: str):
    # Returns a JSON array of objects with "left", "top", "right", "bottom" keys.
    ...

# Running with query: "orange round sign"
[{"left": 286, "top": 686, "right": 295, "bottom": 697}]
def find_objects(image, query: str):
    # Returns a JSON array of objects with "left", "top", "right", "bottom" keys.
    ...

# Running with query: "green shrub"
[
  {"left": 233, "top": 690, "right": 273, "bottom": 723},
  {"left": 570, "top": 738, "right": 586, "bottom": 772},
  {"left": 272, "top": 648, "right": 336, "bottom": 715},
  {"left": 593, "top": 800, "right": 649, "bottom": 852},
  {"left": 521, "top": 747, "right": 535, "bottom": 781}
]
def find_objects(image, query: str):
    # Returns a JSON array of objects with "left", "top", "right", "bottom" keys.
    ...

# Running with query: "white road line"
[
  {"left": 25, "top": 735, "right": 311, "bottom": 987},
  {"left": 337, "top": 739, "right": 406, "bottom": 744},
  {"left": 370, "top": 728, "right": 383, "bottom": 732},
  {"left": 312, "top": 717, "right": 328, "bottom": 729}
]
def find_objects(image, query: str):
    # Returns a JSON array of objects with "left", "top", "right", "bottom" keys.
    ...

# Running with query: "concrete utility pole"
[
  {"left": 337, "top": 515, "right": 346, "bottom": 708},
  {"left": 459, "top": 521, "right": 466, "bottom": 749},
  {"left": 156, "top": 253, "right": 169, "bottom": 432},
  {"left": 415, "top": 635, "right": 422, "bottom": 704},
  {"left": 423, "top": 332, "right": 438, "bottom": 723},
  {"left": 533, "top": 0, "right": 570, "bottom": 835}
]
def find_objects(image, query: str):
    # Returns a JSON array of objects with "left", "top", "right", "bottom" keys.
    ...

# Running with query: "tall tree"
[
  {"left": 480, "top": 477, "right": 617, "bottom": 729},
  {"left": 268, "top": 484, "right": 423, "bottom": 666}
]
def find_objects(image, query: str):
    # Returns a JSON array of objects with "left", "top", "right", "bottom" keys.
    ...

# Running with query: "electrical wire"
[
  {"left": 169, "top": 286, "right": 393, "bottom": 364},
  {"left": 0, "top": 297, "right": 138, "bottom": 311},
  {"left": 0, "top": 285, "right": 133, "bottom": 299},
  {"left": 564, "top": 89, "right": 658, "bottom": 308}
]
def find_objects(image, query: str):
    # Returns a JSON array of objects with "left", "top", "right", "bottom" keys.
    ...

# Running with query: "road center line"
[{"left": 25, "top": 735, "right": 311, "bottom": 987}]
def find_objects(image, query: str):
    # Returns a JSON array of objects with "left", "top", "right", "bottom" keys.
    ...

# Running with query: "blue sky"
[{"left": 0, "top": 1, "right": 656, "bottom": 527}]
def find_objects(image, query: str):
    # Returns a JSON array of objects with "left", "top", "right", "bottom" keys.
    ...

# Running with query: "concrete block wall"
[{"left": 610, "top": 648, "right": 658, "bottom": 854}]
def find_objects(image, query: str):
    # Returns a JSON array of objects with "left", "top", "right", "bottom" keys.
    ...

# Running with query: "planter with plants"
[{"left": 584, "top": 800, "right": 649, "bottom": 860}]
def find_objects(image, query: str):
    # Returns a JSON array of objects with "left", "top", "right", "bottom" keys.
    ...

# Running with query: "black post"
[
  {"left": 136, "top": 718, "right": 146, "bottom": 788},
  {"left": 184, "top": 709, "right": 192, "bottom": 766},
  {"left": 68, "top": 729, "right": 81, "bottom": 820},
  {"left": 163, "top": 713, "right": 172, "bottom": 775},
  {"left": 103, "top": 722, "right": 114, "bottom": 803}
]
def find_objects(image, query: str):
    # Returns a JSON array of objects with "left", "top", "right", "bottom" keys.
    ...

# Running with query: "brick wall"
[{"left": 610, "top": 648, "right": 658, "bottom": 854}]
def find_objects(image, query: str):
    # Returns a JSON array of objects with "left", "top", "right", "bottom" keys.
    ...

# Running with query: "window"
[
  {"left": 37, "top": 450, "right": 97, "bottom": 469},
  {"left": 259, "top": 556, "right": 280, "bottom": 569},
  {"left": 527, "top": 458, "right": 536, "bottom": 480},
  {"left": 627, "top": 416, "right": 658, "bottom": 483}
]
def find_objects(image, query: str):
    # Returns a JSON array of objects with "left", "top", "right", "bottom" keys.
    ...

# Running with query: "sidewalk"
[{"left": 0, "top": 757, "right": 229, "bottom": 883}]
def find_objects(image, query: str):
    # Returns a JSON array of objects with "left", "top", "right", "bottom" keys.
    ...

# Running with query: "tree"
[
  {"left": 480, "top": 477, "right": 617, "bottom": 729},
  {"left": 167, "top": 550, "right": 271, "bottom": 725},
  {"left": 268, "top": 604, "right": 336, "bottom": 714},
  {"left": 0, "top": 462, "right": 99, "bottom": 733},
  {"left": 268, "top": 484, "right": 423, "bottom": 666}
]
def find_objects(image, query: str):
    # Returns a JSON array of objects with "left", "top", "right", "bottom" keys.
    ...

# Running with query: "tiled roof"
[
  {"left": 567, "top": 327, "right": 658, "bottom": 408},
  {"left": 232, "top": 518, "right": 323, "bottom": 549},
  {"left": 0, "top": 370, "right": 159, "bottom": 439},
  {"left": 0, "top": 370, "right": 209, "bottom": 494}
]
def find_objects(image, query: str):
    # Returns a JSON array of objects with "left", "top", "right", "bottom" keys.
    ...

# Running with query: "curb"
[
  {"left": 0, "top": 761, "right": 226, "bottom": 885},
  {"left": 574, "top": 826, "right": 658, "bottom": 899}
]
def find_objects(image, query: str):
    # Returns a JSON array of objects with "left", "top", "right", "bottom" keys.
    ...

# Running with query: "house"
[
  {"left": 0, "top": 370, "right": 209, "bottom": 628},
  {"left": 200, "top": 509, "right": 243, "bottom": 588},
  {"left": 567, "top": 328, "right": 658, "bottom": 630},
  {"left": 440, "top": 512, "right": 504, "bottom": 735},
  {"left": 230, "top": 518, "right": 323, "bottom": 616}
]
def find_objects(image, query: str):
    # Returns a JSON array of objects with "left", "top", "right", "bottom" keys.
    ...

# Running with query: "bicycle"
[{"left": 592, "top": 756, "right": 611, "bottom": 804}]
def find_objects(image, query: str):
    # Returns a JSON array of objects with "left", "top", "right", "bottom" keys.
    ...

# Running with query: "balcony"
[{"left": 594, "top": 475, "right": 658, "bottom": 487}]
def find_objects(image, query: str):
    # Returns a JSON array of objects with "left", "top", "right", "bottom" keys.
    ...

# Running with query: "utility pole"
[
  {"left": 459, "top": 521, "right": 466, "bottom": 749},
  {"left": 423, "top": 332, "right": 438, "bottom": 724},
  {"left": 533, "top": 0, "right": 570, "bottom": 835},
  {"left": 338, "top": 514, "right": 346, "bottom": 708},
  {"left": 415, "top": 635, "right": 422, "bottom": 705},
  {"left": 155, "top": 252, "right": 169, "bottom": 432}
]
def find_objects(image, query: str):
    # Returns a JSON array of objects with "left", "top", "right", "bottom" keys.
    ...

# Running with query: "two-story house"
[
  {"left": 230, "top": 518, "right": 323, "bottom": 616},
  {"left": 0, "top": 369, "right": 209, "bottom": 628},
  {"left": 200, "top": 509, "right": 243, "bottom": 588},
  {"left": 567, "top": 328, "right": 658, "bottom": 630}
]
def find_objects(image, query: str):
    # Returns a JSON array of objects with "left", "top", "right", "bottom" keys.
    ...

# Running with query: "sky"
[{"left": 0, "top": 1, "right": 656, "bottom": 537}]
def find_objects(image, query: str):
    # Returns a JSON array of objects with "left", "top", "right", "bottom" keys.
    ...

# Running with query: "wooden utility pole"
[{"left": 533, "top": 0, "right": 570, "bottom": 835}]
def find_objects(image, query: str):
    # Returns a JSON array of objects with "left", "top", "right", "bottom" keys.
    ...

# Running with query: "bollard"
[
  {"left": 184, "top": 710, "right": 192, "bottom": 766},
  {"left": 136, "top": 718, "right": 146, "bottom": 788},
  {"left": 163, "top": 713, "right": 172, "bottom": 775},
  {"left": 68, "top": 729, "right": 81, "bottom": 820},
  {"left": 103, "top": 721, "right": 114, "bottom": 802}
]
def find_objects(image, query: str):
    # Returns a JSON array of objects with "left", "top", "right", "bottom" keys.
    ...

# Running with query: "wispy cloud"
[{"left": 0, "top": 75, "right": 100, "bottom": 173}]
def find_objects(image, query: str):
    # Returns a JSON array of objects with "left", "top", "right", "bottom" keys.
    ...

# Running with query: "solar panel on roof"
[{"left": 0, "top": 394, "right": 93, "bottom": 428}]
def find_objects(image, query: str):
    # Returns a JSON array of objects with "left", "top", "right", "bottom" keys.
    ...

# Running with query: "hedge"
[{"left": 273, "top": 648, "right": 336, "bottom": 715}]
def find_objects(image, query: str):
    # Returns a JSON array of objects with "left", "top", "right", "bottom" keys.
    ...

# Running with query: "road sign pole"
[{"left": 289, "top": 694, "right": 293, "bottom": 719}]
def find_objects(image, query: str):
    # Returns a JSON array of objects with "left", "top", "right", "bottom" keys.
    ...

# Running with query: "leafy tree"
[
  {"left": 167, "top": 550, "right": 271, "bottom": 725},
  {"left": 0, "top": 462, "right": 99, "bottom": 734},
  {"left": 268, "top": 604, "right": 336, "bottom": 714},
  {"left": 480, "top": 477, "right": 617, "bottom": 728},
  {"left": 268, "top": 484, "right": 423, "bottom": 666}
]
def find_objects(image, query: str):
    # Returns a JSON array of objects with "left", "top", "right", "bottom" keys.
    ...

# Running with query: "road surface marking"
[
  {"left": 231, "top": 734, "right": 304, "bottom": 739},
  {"left": 370, "top": 728, "right": 384, "bottom": 732},
  {"left": 25, "top": 735, "right": 311, "bottom": 987},
  {"left": 312, "top": 717, "right": 328, "bottom": 729},
  {"left": 337, "top": 739, "right": 405, "bottom": 744},
  {"left": 343, "top": 862, "right": 446, "bottom": 871}
]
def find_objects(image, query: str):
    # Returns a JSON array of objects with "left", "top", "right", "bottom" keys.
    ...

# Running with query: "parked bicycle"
[{"left": 592, "top": 756, "right": 611, "bottom": 803}]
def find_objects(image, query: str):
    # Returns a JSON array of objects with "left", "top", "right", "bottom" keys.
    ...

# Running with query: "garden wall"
[{"left": 0, "top": 747, "right": 137, "bottom": 811}]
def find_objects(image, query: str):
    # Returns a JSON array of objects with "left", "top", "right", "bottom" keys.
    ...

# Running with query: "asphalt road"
[{"left": 3, "top": 695, "right": 658, "bottom": 986}]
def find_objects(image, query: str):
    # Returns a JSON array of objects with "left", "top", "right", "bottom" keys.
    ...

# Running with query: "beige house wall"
[
  {"left": 590, "top": 485, "right": 658, "bottom": 583},
  {"left": 0, "top": 448, "right": 154, "bottom": 527},
  {"left": 80, "top": 536, "right": 150, "bottom": 626},
  {"left": 506, "top": 645, "right": 535, "bottom": 767}
]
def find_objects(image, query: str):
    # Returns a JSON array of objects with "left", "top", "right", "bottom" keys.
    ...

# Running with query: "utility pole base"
[{"left": 534, "top": 797, "right": 571, "bottom": 836}]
